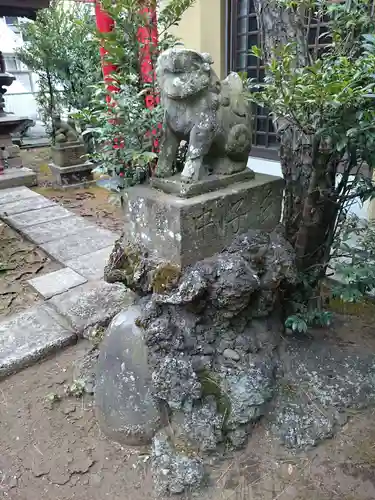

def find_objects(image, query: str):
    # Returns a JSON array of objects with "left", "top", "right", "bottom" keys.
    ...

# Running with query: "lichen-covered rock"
[
  {"left": 274, "top": 338, "right": 375, "bottom": 449},
  {"left": 275, "top": 401, "right": 335, "bottom": 448},
  {"left": 221, "top": 359, "right": 275, "bottom": 448},
  {"left": 102, "top": 228, "right": 299, "bottom": 471},
  {"left": 151, "top": 431, "right": 205, "bottom": 495},
  {"left": 105, "top": 229, "right": 296, "bottom": 453},
  {"left": 104, "top": 239, "right": 180, "bottom": 295},
  {"left": 152, "top": 357, "right": 201, "bottom": 410},
  {"left": 173, "top": 397, "right": 224, "bottom": 452}
]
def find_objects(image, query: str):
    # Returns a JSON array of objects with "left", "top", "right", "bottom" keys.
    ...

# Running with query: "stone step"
[
  {"left": 21, "top": 215, "right": 95, "bottom": 245},
  {"left": 65, "top": 246, "right": 113, "bottom": 280},
  {"left": 0, "top": 304, "right": 76, "bottom": 379},
  {"left": 27, "top": 267, "right": 87, "bottom": 300},
  {"left": 0, "top": 186, "right": 40, "bottom": 205},
  {"left": 41, "top": 227, "right": 118, "bottom": 263},
  {"left": 5, "top": 204, "right": 72, "bottom": 229},
  {"left": 48, "top": 281, "right": 136, "bottom": 336},
  {"left": 0, "top": 195, "right": 55, "bottom": 217}
]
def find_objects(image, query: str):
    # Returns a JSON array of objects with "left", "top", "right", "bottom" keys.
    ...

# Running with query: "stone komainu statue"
[
  {"left": 156, "top": 47, "right": 252, "bottom": 183},
  {"left": 53, "top": 114, "right": 80, "bottom": 144}
]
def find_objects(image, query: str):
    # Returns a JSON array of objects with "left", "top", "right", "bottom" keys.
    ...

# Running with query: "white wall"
[
  {"left": 1, "top": 17, "right": 39, "bottom": 117},
  {"left": 248, "top": 156, "right": 369, "bottom": 221}
]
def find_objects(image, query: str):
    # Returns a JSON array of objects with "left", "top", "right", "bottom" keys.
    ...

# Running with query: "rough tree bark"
[{"left": 253, "top": 0, "right": 340, "bottom": 280}]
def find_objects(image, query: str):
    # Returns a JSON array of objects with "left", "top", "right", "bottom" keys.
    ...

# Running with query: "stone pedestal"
[
  {"left": 123, "top": 172, "right": 284, "bottom": 268},
  {"left": 49, "top": 161, "right": 94, "bottom": 188},
  {"left": 1, "top": 144, "right": 22, "bottom": 169},
  {"left": 50, "top": 142, "right": 93, "bottom": 188},
  {"left": 0, "top": 115, "right": 29, "bottom": 170},
  {"left": 51, "top": 142, "right": 86, "bottom": 167}
]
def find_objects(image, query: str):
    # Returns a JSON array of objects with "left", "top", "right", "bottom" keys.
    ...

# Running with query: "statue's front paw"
[
  {"left": 181, "top": 158, "right": 206, "bottom": 183},
  {"left": 181, "top": 159, "right": 195, "bottom": 183}
]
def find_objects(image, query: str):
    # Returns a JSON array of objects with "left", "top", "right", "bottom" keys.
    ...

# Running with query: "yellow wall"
[{"left": 167, "top": 0, "right": 226, "bottom": 78}]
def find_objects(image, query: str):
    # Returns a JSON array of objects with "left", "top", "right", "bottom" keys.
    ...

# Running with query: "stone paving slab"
[
  {"left": 20, "top": 215, "right": 94, "bottom": 245},
  {"left": 65, "top": 246, "right": 113, "bottom": 280},
  {"left": 42, "top": 227, "right": 118, "bottom": 263},
  {"left": 48, "top": 281, "right": 136, "bottom": 335},
  {"left": 0, "top": 186, "right": 40, "bottom": 206},
  {"left": 0, "top": 167, "right": 37, "bottom": 190},
  {"left": 0, "top": 303, "right": 76, "bottom": 379},
  {"left": 28, "top": 267, "right": 87, "bottom": 299},
  {"left": 5, "top": 205, "right": 72, "bottom": 229},
  {"left": 0, "top": 196, "right": 55, "bottom": 216}
]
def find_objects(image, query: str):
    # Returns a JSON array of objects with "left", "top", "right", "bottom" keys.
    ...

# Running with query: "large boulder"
[{"left": 95, "top": 306, "right": 160, "bottom": 445}]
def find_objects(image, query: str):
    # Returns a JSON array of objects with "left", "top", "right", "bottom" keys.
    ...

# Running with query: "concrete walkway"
[{"left": 0, "top": 186, "right": 133, "bottom": 378}]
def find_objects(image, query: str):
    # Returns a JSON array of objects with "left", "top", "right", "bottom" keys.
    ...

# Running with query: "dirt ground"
[
  {"left": 1, "top": 316, "right": 375, "bottom": 500},
  {"left": 0, "top": 222, "right": 61, "bottom": 317},
  {"left": 21, "top": 147, "right": 123, "bottom": 233}
]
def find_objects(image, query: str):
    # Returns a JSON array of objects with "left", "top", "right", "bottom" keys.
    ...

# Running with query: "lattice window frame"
[{"left": 229, "top": 0, "right": 333, "bottom": 159}]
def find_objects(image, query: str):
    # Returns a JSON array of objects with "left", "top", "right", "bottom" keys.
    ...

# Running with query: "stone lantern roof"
[{"left": 0, "top": 0, "right": 49, "bottom": 19}]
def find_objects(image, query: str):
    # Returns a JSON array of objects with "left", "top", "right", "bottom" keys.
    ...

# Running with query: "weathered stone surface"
[
  {"left": 172, "top": 398, "right": 224, "bottom": 452},
  {"left": 95, "top": 306, "right": 160, "bottom": 445},
  {"left": 151, "top": 357, "right": 201, "bottom": 410},
  {"left": 222, "top": 360, "right": 275, "bottom": 448},
  {"left": 0, "top": 195, "right": 55, "bottom": 216},
  {"left": 0, "top": 186, "right": 39, "bottom": 205},
  {"left": 0, "top": 167, "right": 37, "bottom": 190},
  {"left": 49, "top": 161, "right": 94, "bottom": 188},
  {"left": 48, "top": 281, "right": 136, "bottom": 335},
  {"left": 42, "top": 227, "right": 118, "bottom": 262},
  {"left": 151, "top": 169, "right": 255, "bottom": 198},
  {"left": 105, "top": 241, "right": 182, "bottom": 295},
  {"left": 20, "top": 215, "right": 93, "bottom": 244},
  {"left": 122, "top": 229, "right": 296, "bottom": 455},
  {"left": 0, "top": 304, "right": 76, "bottom": 378},
  {"left": 51, "top": 143, "right": 86, "bottom": 167},
  {"left": 99, "top": 227, "right": 375, "bottom": 491},
  {"left": 223, "top": 348, "right": 240, "bottom": 361},
  {"left": 27, "top": 267, "right": 87, "bottom": 299},
  {"left": 274, "top": 338, "right": 375, "bottom": 449},
  {"left": 6, "top": 205, "right": 71, "bottom": 228},
  {"left": 151, "top": 431, "right": 205, "bottom": 495},
  {"left": 66, "top": 246, "right": 112, "bottom": 280},
  {"left": 123, "top": 173, "right": 284, "bottom": 268},
  {"left": 156, "top": 47, "right": 252, "bottom": 182}
]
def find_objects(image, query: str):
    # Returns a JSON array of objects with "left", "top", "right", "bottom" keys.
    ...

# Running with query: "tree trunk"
[
  {"left": 253, "top": 0, "right": 339, "bottom": 281},
  {"left": 46, "top": 68, "right": 56, "bottom": 141}
]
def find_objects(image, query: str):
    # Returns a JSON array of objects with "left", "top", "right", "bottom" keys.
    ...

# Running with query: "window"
[
  {"left": 229, "top": 0, "right": 278, "bottom": 159},
  {"left": 15, "top": 72, "right": 33, "bottom": 93},
  {"left": 4, "top": 16, "right": 17, "bottom": 26},
  {"left": 4, "top": 16, "right": 20, "bottom": 34},
  {"left": 4, "top": 55, "right": 19, "bottom": 72},
  {"left": 3, "top": 55, "right": 28, "bottom": 73},
  {"left": 229, "top": 0, "right": 332, "bottom": 159}
]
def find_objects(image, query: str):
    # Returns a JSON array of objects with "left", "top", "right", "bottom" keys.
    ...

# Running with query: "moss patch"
[
  {"left": 198, "top": 370, "right": 231, "bottom": 428},
  {"left": 105, "top": 243, "right": 142, "bottom": 286},
  {"left": 151, "top": 263, "right": 181, "bottom": 294}
]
